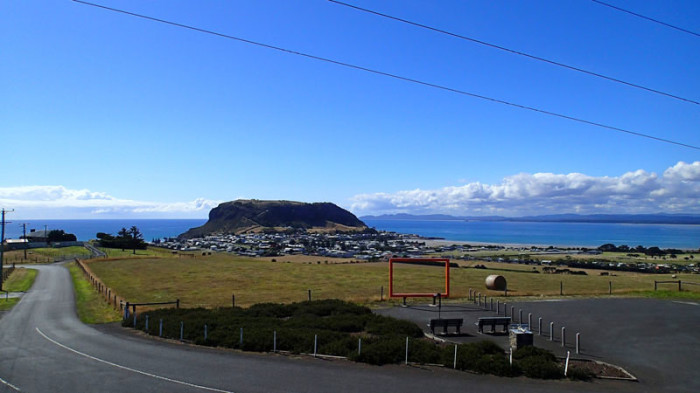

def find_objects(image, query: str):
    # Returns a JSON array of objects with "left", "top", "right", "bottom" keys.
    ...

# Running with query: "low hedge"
[{"left": 126, "top": 300, "right": 568, "bottom": 379}]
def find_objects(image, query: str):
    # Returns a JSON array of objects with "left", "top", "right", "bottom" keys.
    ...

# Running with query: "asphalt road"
[{"left": 1, "top": 264, "right": 696, "bottom": 393}]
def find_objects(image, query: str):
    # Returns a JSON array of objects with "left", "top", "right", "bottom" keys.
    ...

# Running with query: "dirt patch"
[{"left": 567, "top": 359, "right": 636, "bottom": 380}]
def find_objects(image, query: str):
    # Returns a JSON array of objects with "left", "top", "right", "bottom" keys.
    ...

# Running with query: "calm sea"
[
  {"left": 363, "top": 219, "right": 700, "bottom": 249},
  {"left": 3, "top": 219, "right": 698, "bottom": 250},
  {"left": 3, "top": 219, "right": 207, "bottom": 242}
]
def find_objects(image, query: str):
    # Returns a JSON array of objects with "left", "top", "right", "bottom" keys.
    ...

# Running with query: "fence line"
[
  {"left": 74, "top": 258, "right": 128, "bottom": 312},
  {"left": 2, "top": 266, "right": 15, "bottom": 281},
  {"left": 654, "top": 280, "right": 700, "bottom": 291}
]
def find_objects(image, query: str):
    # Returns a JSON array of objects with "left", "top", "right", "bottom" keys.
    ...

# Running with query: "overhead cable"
[
  {"left": 329, "top": 0, "right": 699, "bottom": 106},
  {"left": 592, "top": 0, "right": 700, "bottom": 38},
  {"left": 71, "top": 0, "right": 700, "bottom": 151}
]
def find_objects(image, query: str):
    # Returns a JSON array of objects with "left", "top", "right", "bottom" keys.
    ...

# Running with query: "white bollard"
[
  {"left": 576, "top": 333, "right": 580, "bottom": 354},
  {"left": 453, "top": 345, "right": 458, "bottom": 369},
  {"left": 562, "top": 327, "right": 566, "bottom": 347},
  {"left": 405, "top": 337, "right": 409, "bottom": 365},
  {"left": 550, "top": 322, "right": 554, "bottom": 341}
]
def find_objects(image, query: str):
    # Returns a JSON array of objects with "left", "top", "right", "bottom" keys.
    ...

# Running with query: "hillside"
[{"left": 179, "top": 200, "right": 368, "bottom": 238}]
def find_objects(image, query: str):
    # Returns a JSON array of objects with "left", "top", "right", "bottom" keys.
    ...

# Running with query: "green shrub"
[
  {"left": 567, "top": 366, "right": 594, "bottom": 381},
  {"left": 513, "top": 345, "right": 557, "bottom": 362},
  {"left": 365, "top": 315, "right": 423, "bottom": 337},
  {"left": 518, "top": 355, "right": 563, "bottom": 379},
  {"left": 406, "top": 339, "right": 446, "bottom": 364},
  {"left": 351, "top": 337, "right": 404, "bottom": 365},
  {"left": 474, "top": 354, "right": 516, "bottom": 377},
  {"left": 451, "top": 342, "right": 512, "bottom": 374}
]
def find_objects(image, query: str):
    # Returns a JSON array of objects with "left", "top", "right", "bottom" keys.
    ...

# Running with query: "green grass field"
[
  {"left": 67, "top": 262, "right": 122, "bottom": 324},
  {"left": 3, "top": 268, "right": 38, "bottom": 292},
  {"left": 0, "top": 268, "right": 39, "bottom": 311},
  {"left": 85, "top": 253, "right": 700, "bottom": 309},
  {"left": 96, "top": 246, "right": 193, "bottom": 259}
]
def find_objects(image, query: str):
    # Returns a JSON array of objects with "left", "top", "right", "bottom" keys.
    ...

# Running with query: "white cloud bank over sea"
[
  {"left": 350, "top": 161, "right": 700, "bottom": 216},
  {"left": 0, "top": 185, "right": 221, "bottom": 219},
  {"left": 2, "top": 161, "right": 698, "bottom": 219}
]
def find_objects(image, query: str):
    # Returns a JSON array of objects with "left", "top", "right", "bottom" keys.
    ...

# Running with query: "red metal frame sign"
[{"left": 389, "top": 258, "right": 450, "bottom": 298}]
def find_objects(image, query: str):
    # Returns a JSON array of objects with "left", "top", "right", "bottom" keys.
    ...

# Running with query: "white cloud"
[
  {"left": 350, "top": 161, "right": 700, "bottom": 216},
  {"left": 0, "top": 186, "right": 221, "bottom": 219}
]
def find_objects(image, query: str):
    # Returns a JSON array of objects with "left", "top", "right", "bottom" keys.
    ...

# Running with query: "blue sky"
[{"left": 1, "top": 0, "right": 698, "bottom": 219}]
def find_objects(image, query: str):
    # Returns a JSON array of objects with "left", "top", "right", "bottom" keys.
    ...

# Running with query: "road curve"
[{"left": 0, "top": 264, "right": 647, "bottom": 393}]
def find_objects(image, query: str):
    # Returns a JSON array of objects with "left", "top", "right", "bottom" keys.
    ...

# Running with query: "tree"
[
  {"left": 598, "top": 243, "right": 618, "bottom": 252},
  {"left": 128, "top": 226, "right": 144, "bottom": 254},
  {"left": 47, "top": 230, "right": 77, "bottom": 243},
  {"left": 97, "top": 226, "right": 146, "bottom": 252},
  {"left": 645, "top": 247, "right": 665, "bottom": 257}
]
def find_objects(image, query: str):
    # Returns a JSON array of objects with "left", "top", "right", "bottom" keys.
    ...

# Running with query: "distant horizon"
[{"left": 3, "top": 217, "right": 698, "bottom": 249}]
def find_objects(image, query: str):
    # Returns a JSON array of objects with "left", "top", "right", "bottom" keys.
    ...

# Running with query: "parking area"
[{"left": 376, "top": 297, "right": 700, "bottom": 393}]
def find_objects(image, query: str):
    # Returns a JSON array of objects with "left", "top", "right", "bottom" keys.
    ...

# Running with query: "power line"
[
  {"left": 71, "top": 0, "right": 700, "bottom": 151},
  {"left": 329, "top": 0, "right": 699, "bottom": 106},
  {"left": 592, "top": 0, "right": 700, "bottom": 38}
]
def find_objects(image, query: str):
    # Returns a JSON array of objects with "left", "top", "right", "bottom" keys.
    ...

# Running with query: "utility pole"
[
  {"left": 1, "top": 209, "right": 14, "bottom": 292},
  {"left": 21, "top": 223, "right": 28, "bottom": 260}
]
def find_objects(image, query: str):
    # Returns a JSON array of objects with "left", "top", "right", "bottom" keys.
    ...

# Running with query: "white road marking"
[
  {"left": 35, "top": 328, "right": 235, "bottom": 393},
  {"left": 0, "top": 376, "right": 21, "bottom": 391},
  {"left": 673, "top": 301, "right": 699, "bottom": 306}
]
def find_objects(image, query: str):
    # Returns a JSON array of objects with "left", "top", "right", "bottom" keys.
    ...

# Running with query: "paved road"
[{"left": 0, "top": 264, "right": 690, "bottom": 393}]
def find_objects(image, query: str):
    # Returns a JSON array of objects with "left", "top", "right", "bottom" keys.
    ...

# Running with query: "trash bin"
[{"left": 509, "top": 325, "right": 533, "bottom": 350}]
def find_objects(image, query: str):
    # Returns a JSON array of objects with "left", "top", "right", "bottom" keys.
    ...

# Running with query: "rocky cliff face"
[{"left": 179, "top": 199, "right": 368, "bottom": 238}]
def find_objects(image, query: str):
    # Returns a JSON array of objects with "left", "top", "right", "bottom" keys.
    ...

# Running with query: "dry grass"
[
  {"left": 3, "top": 246, "right": 91, "bottom": 263},
  {"left": 85, "top": 253, "right": 700, "bottom": 309}
]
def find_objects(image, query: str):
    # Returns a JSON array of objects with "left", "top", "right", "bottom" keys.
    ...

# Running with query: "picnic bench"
[
  {"left": 476, "top": 317, "right": 511, "bottom": 334},
  {"left": 428, "top": 318, "right": 464, "bottom": 335}
]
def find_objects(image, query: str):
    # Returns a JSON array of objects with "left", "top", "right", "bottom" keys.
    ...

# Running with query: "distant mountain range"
[{"left": 361, "top": 213, "right": 700, "bottom": 225}]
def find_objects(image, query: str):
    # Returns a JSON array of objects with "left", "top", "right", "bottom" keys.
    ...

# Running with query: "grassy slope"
[
  {"left": 3, "top": 268, "right": 38, "bottom": 292},
  {"left": 0, "top": 268, "right": 38, "bottom": 311},
  {"left": 67, "top": 262, "right": 122, "bottom": 324},
  {"left": 86, "top": 254, "right": 700, "bottom": 309}
]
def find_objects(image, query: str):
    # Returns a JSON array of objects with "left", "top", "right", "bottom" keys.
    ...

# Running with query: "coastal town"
[{"left": 151, "top": 231, "right": 699, "bottom": 275}]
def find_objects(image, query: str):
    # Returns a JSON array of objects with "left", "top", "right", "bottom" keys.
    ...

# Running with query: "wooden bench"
[
  {"left": 428, "top": 318, "right": 464, "bottom": 335},
  {"left": 476, "top": 317, "right": 511, "bottom": 333}
]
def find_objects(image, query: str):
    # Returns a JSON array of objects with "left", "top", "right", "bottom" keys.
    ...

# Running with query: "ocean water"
[
  {"left": 2, "top": 219, "right": 207, "bottom": 242},
  {"left": 3, "top": 218, "right": 698, "bottom": 250},
  {"left": 363, "top": 219, "right": 700, "bottom": 249}
]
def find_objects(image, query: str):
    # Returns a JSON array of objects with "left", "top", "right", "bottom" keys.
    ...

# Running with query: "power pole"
[
  {"left": 21, "top": 223, "right": 28, "bottom": 260},
  {"left": 1, "top": 209, "right": 14, "bottom": 292}
]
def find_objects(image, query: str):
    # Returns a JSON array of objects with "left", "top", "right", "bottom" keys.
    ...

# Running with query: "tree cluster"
[
  {"left": 597, "top": 243, "right": 689, "bottom": 257},
  {"left": 97, "top": 226, "right": 146, "bottom": 253},
  {"left": 47, "top": 230, "right": 77, "bottom": 243}
]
